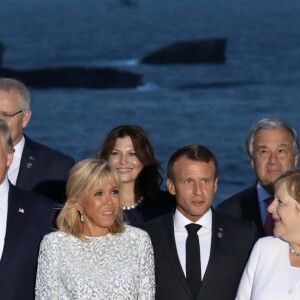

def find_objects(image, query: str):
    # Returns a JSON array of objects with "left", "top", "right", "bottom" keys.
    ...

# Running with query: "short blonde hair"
[{"left": 57, "top": 159, "right": 125, "bottom": 241}]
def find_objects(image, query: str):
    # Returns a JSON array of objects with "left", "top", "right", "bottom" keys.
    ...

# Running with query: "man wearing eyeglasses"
[{"left": 0, "top": 78, "right": 75, "bottom": 204}]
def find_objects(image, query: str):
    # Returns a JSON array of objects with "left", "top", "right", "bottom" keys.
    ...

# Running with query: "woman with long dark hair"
[{"left": 97, "top": 125, "right": 175, "bottom": 227}]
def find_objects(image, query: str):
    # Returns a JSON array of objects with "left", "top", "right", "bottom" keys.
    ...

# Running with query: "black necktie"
[
  {"left": 264, "top": 197, "right": 274, "bottom": 236},
  {"left": 185, "top": 223, "right": 202, "bottom": 299}
]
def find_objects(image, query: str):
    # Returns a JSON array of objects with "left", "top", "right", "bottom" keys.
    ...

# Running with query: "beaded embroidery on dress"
[{"left": 35, "top": 226, "right": 155, "bottom": 300}]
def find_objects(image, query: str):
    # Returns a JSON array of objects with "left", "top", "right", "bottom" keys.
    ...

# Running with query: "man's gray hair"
[
  {"left": 246, "top": 117, "right": 300, "bottom": 158},
  {"left": 0, "top": 78, "right": 30, "bottom": 110}
]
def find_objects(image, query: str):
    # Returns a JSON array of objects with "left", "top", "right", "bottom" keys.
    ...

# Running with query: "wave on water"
[
  {"left": 89, "top": 58, "right": 140, "bottom": 68},
  {"left": 110, "top": 59, "right": 140, "bottom": 67},
  {"left": 136, "top": 82, "right": 158, "bottom": 92}
]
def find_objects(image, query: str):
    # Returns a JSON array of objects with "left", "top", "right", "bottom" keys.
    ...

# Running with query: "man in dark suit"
[
  {"left": 217, "top": 117, "right": 299, "bottom": 236},
  {"left": 0, "top": 78, "right": 75, "bottom": 204},
  {"left": 0, "top": 119, "right": 57, "bottom": 300},
  {"left": 143, "top": 145, "right": 257, "bottom": 300}
]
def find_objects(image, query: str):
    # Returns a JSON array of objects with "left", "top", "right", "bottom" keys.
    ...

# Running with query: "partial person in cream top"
[{"left": 236, "top": 168, "right": 300, "bottom": 300}]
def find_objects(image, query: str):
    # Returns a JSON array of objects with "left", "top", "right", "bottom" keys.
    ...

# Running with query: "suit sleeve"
[
  {"left": 235, "top": 239, "right": 261, "bottom": 300},
  {"left": 138, "top": 230, "right": 155, "bottom": 300},
  {"left": 35, "top": 234, "right": 60, "bottom": 300}
]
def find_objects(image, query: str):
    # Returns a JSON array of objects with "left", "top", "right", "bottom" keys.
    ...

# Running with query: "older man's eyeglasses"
[{"left": 0, "top": 110, "right": 23, "bottom": 118}]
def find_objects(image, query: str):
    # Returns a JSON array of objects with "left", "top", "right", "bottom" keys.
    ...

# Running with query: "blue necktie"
[{"left": 264, "top": 197, "right": 274, "bottom": 236}]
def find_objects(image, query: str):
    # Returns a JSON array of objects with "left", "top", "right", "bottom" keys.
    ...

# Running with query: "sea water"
[{"left": 0, "top": 0, "right": 299, "bottom": 205}]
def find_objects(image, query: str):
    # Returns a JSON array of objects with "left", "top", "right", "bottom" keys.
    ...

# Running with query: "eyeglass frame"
[{"left": 0, "top": 110, "right": 23, "bottom": 118}]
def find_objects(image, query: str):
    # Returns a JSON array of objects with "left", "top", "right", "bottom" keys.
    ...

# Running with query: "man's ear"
[
  {"left": 167, "top": 178, "right": 176, "bottom": 195},
  {"left": 214, "top": 177, "right": 218, "bottom": 194},
  {"left": 294, "top": 154, "right": 298, "bottom": 167},
  {"left": 22, "top": 109, "right": 32, "bottom": 129}
]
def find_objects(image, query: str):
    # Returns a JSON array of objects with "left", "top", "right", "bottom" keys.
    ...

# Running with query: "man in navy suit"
[
  {"left": 0, "top": 119, "right": 56, "bottom": 300},
  {"left": 143, "top": 145, "right": 257, "bottom": 300},
  {"left": 0, "top": 78, "right": 75, "bottom": 204},
  {"left": 217, "top": 117, "right": 299, "bottom": 236}
]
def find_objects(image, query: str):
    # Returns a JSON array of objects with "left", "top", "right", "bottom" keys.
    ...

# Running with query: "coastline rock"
[
  {"left": 0, "top": 66, "right": 143, "bottom": 89},
  {"left": 141, "top": 38, "right": 226, "bottom": 64}
]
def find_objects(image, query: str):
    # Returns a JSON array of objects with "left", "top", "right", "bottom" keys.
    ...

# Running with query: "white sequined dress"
[{"left": 35, "top": 226, "right": 155, "bottom": 300}]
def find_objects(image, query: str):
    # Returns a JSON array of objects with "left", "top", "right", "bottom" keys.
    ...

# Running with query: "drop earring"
[{"left": 80, "top": 211, "right": 84, "bottom": 222}]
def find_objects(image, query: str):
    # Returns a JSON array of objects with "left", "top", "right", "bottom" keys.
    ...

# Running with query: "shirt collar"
[
  {"left": 257, "top": 182, "right": 272, "bottom": 203},
  {"left": 0, "top": 177, "right": 9, "bottom": 209},
  {"left": 174, "top": 208, "right": 212, "bottom": 232},
  {"left": 13, "top": 135, "right": 25, "bottom": 160}
]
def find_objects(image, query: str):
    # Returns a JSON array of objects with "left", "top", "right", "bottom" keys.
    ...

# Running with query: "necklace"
[
  {"left": 121, "top": 197, "right": 143, "bottom": 211},
  {"left": 289, "top": 244, "right": 300, "bottom": 257}
]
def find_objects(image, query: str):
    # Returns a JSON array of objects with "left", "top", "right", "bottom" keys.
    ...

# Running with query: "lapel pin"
[
  {"left": 26, "top": 163, "right": 32, "bottom": 168},
  {"left": 29, "top": 156, "right": 35, "bottom": 161},
  {"left": 217, "top": 227, "right": 224, "bottom": 238},
  {"left": 18, "top": 208, "right": 25, "bottom": 214}
]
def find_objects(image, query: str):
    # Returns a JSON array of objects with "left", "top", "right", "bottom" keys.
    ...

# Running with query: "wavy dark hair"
[{"left": 97, "top": 125, "right": 162, "bottom": 205}]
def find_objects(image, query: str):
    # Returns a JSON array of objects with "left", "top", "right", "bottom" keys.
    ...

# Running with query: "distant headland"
[
  {"left": 0, "top": 38, "right": 227, "bottom": 89},
  {"left": 141, "top": 38, "right": 226, "bottom": 64},
  {"left": 0, "top": 66, "right": 143, "bottom": 89}
]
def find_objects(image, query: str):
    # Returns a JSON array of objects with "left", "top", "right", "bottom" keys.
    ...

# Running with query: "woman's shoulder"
[
  {"left": 257, "top": 236, "right": 284, "bottom": 245},
  {"left": 122, "top": 226, "right": 153, "bottom": 252},
  {"left": 124, "top": 225, "right": 151, "bottom": 240},
  {"left": 254, "top": 236, "right": 286, "bottom": 252},
  {"left": 41, "top": 230, "right": 70, "bottom": 244},
  {"left": 124, "top": 224, "right": 147, "bottom": 234}
]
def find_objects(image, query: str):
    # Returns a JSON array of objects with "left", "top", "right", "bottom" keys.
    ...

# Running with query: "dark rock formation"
[
  {"left": 141, "top": 38, "right": 226, "bottom": 64},
  {"left": 0, "top": 66, "right": 143, "bottom": 89}
]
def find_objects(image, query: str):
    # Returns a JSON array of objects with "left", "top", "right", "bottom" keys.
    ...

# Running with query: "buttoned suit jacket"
[
  {"left": 143, "top": 209, "right": 258, "bottom": 300},
  {"left": 0, "top": 183, "right": 57, "bottom": 300},
  {"left": 216, "top": 183, "right": 264, "bottom": 237},
  {"left": 16, "top": 135, "right": 75, "bottom": 204}
]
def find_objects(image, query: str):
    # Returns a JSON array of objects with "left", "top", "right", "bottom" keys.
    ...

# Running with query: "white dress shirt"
[
  {"left": 8, "top": 136, "right": 25, "bottom": 185},
  {"left": 0, "top": 177, "right": 9, "bottom": 259},
  {"left": 174, "top": 208, "right": 212, "bottom": 280}
]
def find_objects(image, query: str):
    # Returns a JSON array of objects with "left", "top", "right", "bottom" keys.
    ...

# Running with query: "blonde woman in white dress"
[{"left": 35, "top": 159, "right": 155, "bottom": 300}]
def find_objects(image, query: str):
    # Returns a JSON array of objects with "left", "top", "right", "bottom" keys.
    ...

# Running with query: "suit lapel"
[
  {"left": 0, "top": 185, "right": 29, "bottom": 270},
  {"left": 199, "top": 210, "right": 225, "bottom": 294},
  {"left": 160, "top": 213, "right": 192, "bottom": 297},
  {"left": 16, "top": 136, "right": 37, "bottom": 189},
  {"left": 241, "top": 184, "right": 264, "bottom": 235}
]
